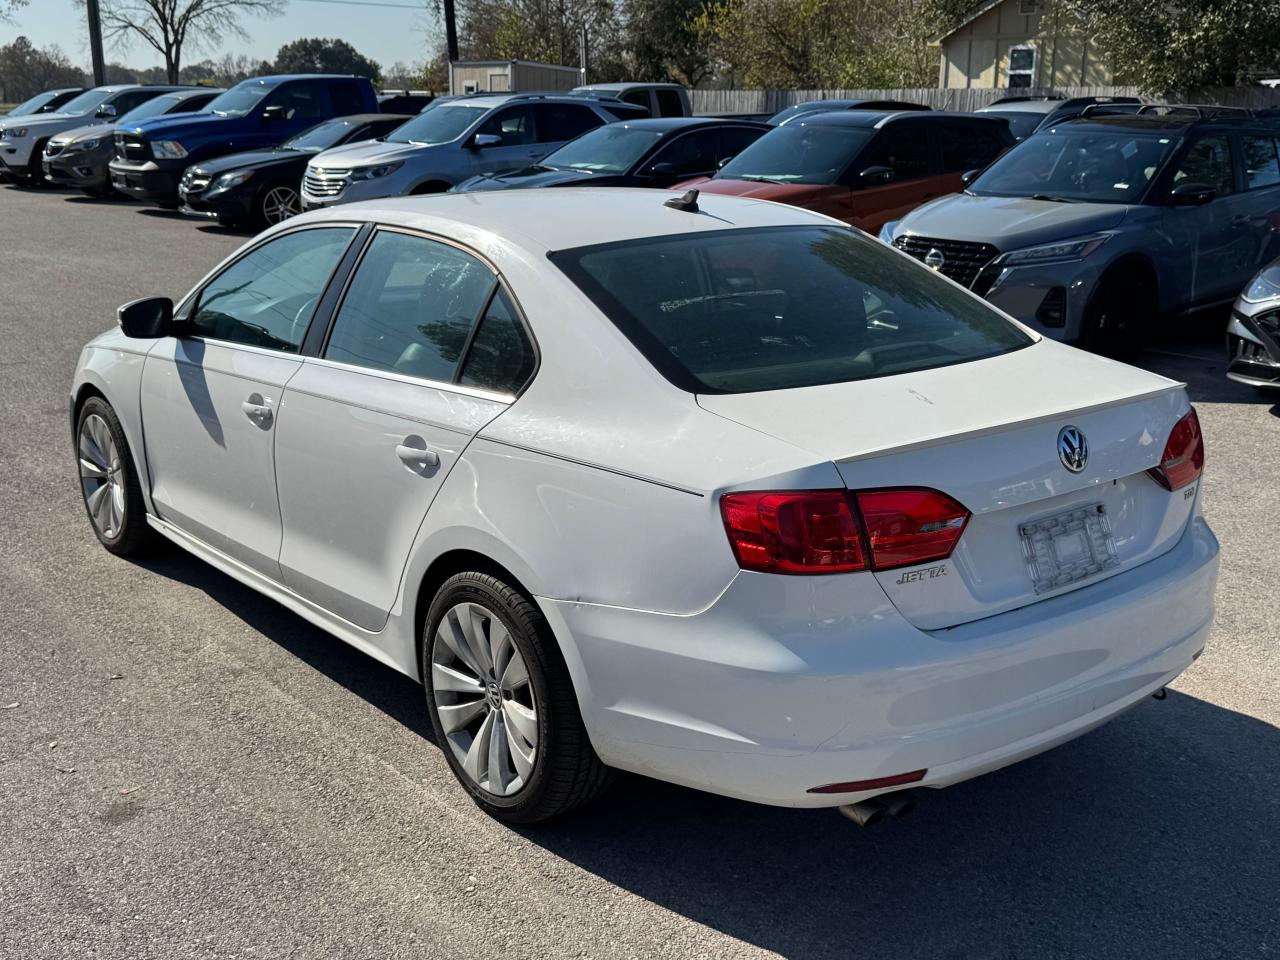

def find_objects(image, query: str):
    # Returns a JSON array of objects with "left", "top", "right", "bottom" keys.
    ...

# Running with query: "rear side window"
[
  {"left": 862, "top": 126, "right": 930, "bottom": 180},
  {"left": 550, "top": 226, "right": 1032, "bottom": 394},
  {"left": 939, "top": 124, "right": 1006, "bottom": 172},
  {"left": 656, "top": 89, "right": 684, "bottom": 117},
  {"left": 1240, "top": 135, "right": 1280, "bottom": 190},
  {"left": 533, "top": 104, "right": 603, "bottom": 142},
  {"left": 325, "top": 231, "right": 494, "bottom": 381},
  {"left": 329, "top": 81, "right": 366, "bottom": 116},
  {"left": 459, "top": 288, "right": 536, "bottom": 393},
  {"left": 190, "top": 227, "right": 354, "bottom": 351}
]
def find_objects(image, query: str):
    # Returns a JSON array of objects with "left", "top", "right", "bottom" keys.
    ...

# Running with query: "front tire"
[
  {"left": 1080, "top": 271, "right": 1152, "bottom": 359},
  {"left": 76, "top": 397, "right": 154, "bottom": 556},
  {"left": 423, "top": 571, "right": 612, "bottom": 823},
  {"left": 255, "top": 182, "right": 301, "bottom": 227}
]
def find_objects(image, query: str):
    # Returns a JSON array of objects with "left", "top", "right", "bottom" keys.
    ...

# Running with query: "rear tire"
[
  {"left": 422, "top": 571, "right": 612, "bottom": 823},
  {"left": 1080, "top": 270, "right": 1152, "bottom": 359},
  {"left": 75, "top": 397, "right": 155, "bottom": 557}
]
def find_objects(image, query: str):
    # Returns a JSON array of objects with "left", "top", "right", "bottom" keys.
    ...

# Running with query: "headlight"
[
  {"left": 878, "top": 220, "right": 899, "bottom": 245},
  {"left": 207, "top": 169, "right": 255, "bottom": 194},
  {"left": 1242, "top": 268, "right": 1280, "bottom": 304},
  {"left": 152, "top": 140, "right": 188, "bottom": 159},
  {"left": 999, "top": 234, "right": 1110, "bottom": 266},
  {"left": 4, "top": 127, "right": 28, "bottom": 139},
  {"left": 349, "top": 161, "right": 403, "bottom": 181},
  {"left": 65, "top": 138, "right": 100, "bottom": 153}
]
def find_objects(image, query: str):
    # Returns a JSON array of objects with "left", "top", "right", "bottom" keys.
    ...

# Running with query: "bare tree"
[
  {"left": 1, "top": 0, "right": 30, "bottom": 24},
  {"left": 78, "top": 0, "right": 283, "bottom": 83}
]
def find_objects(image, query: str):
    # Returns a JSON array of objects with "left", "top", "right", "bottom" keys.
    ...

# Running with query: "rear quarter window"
[{"left": 550, "top": 226, "right": 1033, "bottom": 394}]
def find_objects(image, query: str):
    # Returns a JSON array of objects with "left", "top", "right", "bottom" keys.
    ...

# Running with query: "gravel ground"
[{"left": 1, "top": 183, "right": 1277, "bottom": 960}]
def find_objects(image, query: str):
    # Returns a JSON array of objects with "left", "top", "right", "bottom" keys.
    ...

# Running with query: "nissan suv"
[
  {"left": 884, "top": 111, "right": 1280, "bottom": 354},
  {"left": 300, "top": 92, "right": 646, "bottom": 207}
]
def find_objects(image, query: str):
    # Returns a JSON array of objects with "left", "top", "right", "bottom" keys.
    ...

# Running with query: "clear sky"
[{"left": 5, "top": 0, "right": 439, "bottom": 72}]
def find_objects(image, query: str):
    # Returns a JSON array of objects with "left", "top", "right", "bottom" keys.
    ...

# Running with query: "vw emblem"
[
  {"left": 1057, "top": 425, "right": 1088, "bottom": 473},
  {"left": 924, "top": 248, "right": 946, "bottom": 271}
]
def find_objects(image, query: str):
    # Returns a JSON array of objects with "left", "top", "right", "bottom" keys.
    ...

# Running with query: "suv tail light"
[
  {"left": 1148, "top": 408, "right": 1204, "bottom": 491},
  {"left": 720, "top": 488, "right": 969, "bottom": 575}
]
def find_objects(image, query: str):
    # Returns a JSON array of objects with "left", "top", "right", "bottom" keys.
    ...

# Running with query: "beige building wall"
[
  {"left": 449, "top": 61, "right": 580, "bottom": 94},
  {"left": 938, "top": 0, "right": 1112, "bottom": 89}
]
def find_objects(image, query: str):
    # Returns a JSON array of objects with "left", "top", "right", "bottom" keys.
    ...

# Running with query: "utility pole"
[
  {"left": 443, "top": 0, "right": 458, "bottom": 64},
  {"left": 578, "top": 24, "right": 588, "bottom": 85},
  {"left": 85, "top": 0, "right": 106, "bottom": 86}
]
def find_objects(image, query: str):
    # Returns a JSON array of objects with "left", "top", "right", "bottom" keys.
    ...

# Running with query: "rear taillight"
[
  {"left": 720, "top": 491, "right": 867, "bottom": 574},
  {"left": 1148, "top": 408, "right": 1204, "bottom": 491},
  {"left": 720, "top": 488, "right": 969, "bottom": 575},
  {"left": 856, "top": 488, "right": 970, "bottom": 570}
]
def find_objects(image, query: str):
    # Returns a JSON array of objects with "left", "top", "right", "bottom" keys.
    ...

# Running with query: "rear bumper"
[
  {"left": 544, "top": 514, "right": 1218, "bottom": 807},
  {"left": 109, "top": 158, "right": 182, "bottom": 204}
]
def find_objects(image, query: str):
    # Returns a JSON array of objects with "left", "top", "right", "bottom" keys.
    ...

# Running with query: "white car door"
[
  {"left": 139, "top": 226, "right": 357, "bottom": 579},
  {"left": 272, "top": 228, "right": 536, "bottom": 631}
]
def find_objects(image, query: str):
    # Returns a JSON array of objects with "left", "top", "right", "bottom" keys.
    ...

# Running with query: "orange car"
[{"left": 678, "top": 111, "right": 1014, "bottom": 234}]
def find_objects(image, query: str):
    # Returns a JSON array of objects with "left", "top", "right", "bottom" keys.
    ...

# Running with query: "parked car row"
[{"left": 9, "top": 79, "right": 1280, "bottom": 376}]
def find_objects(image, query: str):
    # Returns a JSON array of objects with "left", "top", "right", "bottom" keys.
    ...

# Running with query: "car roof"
[
  {"left": 602, "top": 116, "right": 766, "bottom": 132},
  {"left": 796, "top": 110, "right": 1000, "bottom": 129},
  {"left": 291, "top": 187, "right": 828, "bottom": 256},
  {"left": 166, "top": 87, "right": 225, "bottom": 98},
  {"left": 240, "top": 74, "right": 363, "bottom": 86},
  {"left": 976, "top": 101, "right": 1059, "bottom": 115},
  {"left": 439, "top": 92, "right": 617, "bottom": 109},
  {"left": 1052, "top": 113, "right": 1272, "bottom": 134},
  {"left": 326, "top": 112, "right": 408, "bottom": 124},
  {"left": 573, "top": 82, "right": 684, "bottom": 91}
]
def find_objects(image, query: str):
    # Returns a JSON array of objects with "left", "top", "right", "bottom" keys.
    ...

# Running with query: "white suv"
[
  {"left": 301, "top": 93, "right": 643, "bottom": 207},
  {"left": 72, "top": 189, "right": 1218, "bottom": 824}
]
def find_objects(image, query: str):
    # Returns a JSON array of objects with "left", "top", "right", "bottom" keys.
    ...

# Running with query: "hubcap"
[
  {"left": 431, "top": 601, "right": 538, "bottom": 797},
  {"left": 262, "top": 186, "right": 300, "bottom": 225},
  {"left": 78, "top": 414, "right": 125, "bottom": 539}
]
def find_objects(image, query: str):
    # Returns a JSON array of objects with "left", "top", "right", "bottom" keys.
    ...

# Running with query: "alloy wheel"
[
  {"left": 261, "top": 185, "right": 301, "bottom": 225},
  {"left": 78, "top": 413, "right": 125, "bottom": 539},
  {"left": 431, "top": 601, "right": 539, "bottom": 797}
]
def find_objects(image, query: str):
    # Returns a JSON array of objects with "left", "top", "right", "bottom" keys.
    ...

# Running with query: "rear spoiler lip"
[{"left": 835, "top": 380, "right": 1188, "bottom": 465}]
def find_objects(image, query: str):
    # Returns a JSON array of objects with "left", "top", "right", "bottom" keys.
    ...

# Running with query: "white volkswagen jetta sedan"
[{"left": 71, "top": 189, "right": 1219, "bottom": 824}]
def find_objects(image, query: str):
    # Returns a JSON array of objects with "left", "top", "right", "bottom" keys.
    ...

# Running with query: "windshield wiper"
[
  {"left": 737, "top": 175, "right": 786, "bottom": 184},
  {"left": 1031, "top": 193, "right": 1079, "bottom": 203}
]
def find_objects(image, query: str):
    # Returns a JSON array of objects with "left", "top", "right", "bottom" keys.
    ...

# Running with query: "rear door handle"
[
  {"left": 396, "top": 440, "right": 440, "bottom": 469},
  {"left": 241, "top": 393, "right": 273, "bottom": 424}
]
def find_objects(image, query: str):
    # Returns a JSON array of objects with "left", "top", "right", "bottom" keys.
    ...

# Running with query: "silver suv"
[
  {"left": 885, "top": 111, "right": 1280, "bottom": 353},
  {"left": 301, "top": 93, "right": 643, "bottom": 207}
]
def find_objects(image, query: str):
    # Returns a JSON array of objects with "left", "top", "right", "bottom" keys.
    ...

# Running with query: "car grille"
[
  {"left": 114, "top": 133, "right": 150, "bottom": 162},
  {"left": 893, "top": 235, "right": 1000, "bottom": 289},
  {"left": 303, "top": 167, "right": 349, "bottom": 198},
  {"left": 180, "top": 167, "right": 212, "bottom": 194}
]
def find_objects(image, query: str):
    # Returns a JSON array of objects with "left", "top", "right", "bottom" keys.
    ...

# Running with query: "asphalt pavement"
[{"left": 1, "top": 183, "right": 1277, "bottom": 960}]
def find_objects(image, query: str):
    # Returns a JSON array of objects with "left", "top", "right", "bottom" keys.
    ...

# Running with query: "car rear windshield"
[
  {"left": 385, "top": 105, "right": 488, "bottom": 144},
  {"left": 969, "top": 128, "right": 1180, "bottom": 203},
  {"left": 716, "top": 124, "right": 872, "bottom": 184},
  {"left": 976, "top": 109, "right": 1043, "bottom": 141},
  {"left": 550, "top": 226, "right": 1033, "bottom": 394},
  {"left": 542, "top": 124, "right": 665, "bottom": 173}
]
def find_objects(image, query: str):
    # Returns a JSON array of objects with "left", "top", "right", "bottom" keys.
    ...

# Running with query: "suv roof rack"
[
  {"left": 1079, "top": 102, "right": 1145, "bottom": 118},
  {"left": 989, "top": 95, "right": 1064, "bottom": 105},
  {"left": 1135, "top": 103, "right": 1252, "bottom": 119}
]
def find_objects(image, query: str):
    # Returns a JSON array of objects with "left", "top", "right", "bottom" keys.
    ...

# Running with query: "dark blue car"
[
  {"left": 108, "top": 74, "right": 378, "bottom": 207},
  {"left": 451, "top": 117, "right": 769, "bottom": 193}
]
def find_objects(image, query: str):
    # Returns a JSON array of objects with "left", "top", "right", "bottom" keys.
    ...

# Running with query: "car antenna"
[{"left": 664, "top": 188, "right": 700, "bottom": 213}]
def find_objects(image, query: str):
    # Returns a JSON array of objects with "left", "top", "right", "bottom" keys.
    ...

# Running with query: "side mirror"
[
  {"left": 262, "top": 104, "right": 287, "bottom": 122},
  {"left": 1170, "top": 181, "right": 1217, "bottom": 206},
  {"left": 716, "top": 155, "right": 735, "bottom": 170},
  {"left": 859, "top": 165, "right": 895, "bottom": 187},
  {"left": 117, "top": 297, "right": 174, "bottom": 339},
  {"left": 468, "top": 132, "right": 502, "bottom": 149},
  {"left": 95, "top": 103, "right": 117, "bottom": 119},
  {"left": 960, "top": 168, "right": 981, "bottom": 187},
  {"left": 646, "top": 161, "right": 677, "bottom": 179}
]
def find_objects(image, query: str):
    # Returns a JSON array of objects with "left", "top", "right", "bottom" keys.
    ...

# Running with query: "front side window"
[
  {"left": 325, "top": 231, "right": 494, "bottom": 381},
  {"left": 203, "top": 81, "right": 273, "bottom": 118},
  {"left": 533, "top": 104, "right": 603, "bottom": 143},
  {"left": 110, "top": 89, "right": 159, "bottom": 115},
  {"left": 652, "top": 129, "right": 721, "bottom": 176},
  {"left": 1242, "top": 136, "right": 1280, "bottom": 190},
  {"left": 970, "top": 129, "right": 1179, "bottom": 203},
  {"left": 862, "top": 126, "right": 931, "bottom": 180},
  {"left": 477, "top": 106, "right": 535, "bottom": 146},
  {"left": 656, "top": 89, "right": 684, "bottom": 117},
  {"left": 1172, "top": 135, "right": 1235, "bottom": 196},
  {"left": 551, "top": 226, "right": 1032, "bottom": 394},
  {"left": 189, "top": 227, "right": 354, "bottom": 351},
  {"left": 716, "top": 124, "right": 874, "bottom": 184},
  {"left": 266, "top": 82, "right": 326, "bottom": 120}
]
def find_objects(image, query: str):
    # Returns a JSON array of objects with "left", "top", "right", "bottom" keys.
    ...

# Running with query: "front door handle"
[
  {"left": 396, "top": 439, "right": 440, "bottom": 470},
  {"left": 241, "top": 393, "right": 273, "bottom": 425},
  {"left": 1231, "top": 214, "right": 1251, "bottom": 228}
]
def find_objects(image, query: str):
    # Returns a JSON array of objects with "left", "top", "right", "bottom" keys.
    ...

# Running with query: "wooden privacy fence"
[{"left": 691, "top": 86, "right": 1280, "bottom": 115}]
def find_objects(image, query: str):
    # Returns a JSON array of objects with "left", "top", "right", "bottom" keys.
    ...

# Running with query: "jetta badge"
[
  {"left": 1057, "top": 425, "right": 1088, "bottom": 473},
  {"left": 924, "top": 248, "right": 945, "bottom": 271}
]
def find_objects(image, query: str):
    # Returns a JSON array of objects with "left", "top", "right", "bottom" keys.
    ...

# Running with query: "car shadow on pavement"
[
  {"left": 138, "top": 548, "right": 1280, "bottom": 959},
  {"left": 1132, "top": 310, "right": 1278, "bottom": 407}
]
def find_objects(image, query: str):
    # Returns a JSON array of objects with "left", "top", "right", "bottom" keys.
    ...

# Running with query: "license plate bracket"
[{"left": 1019, "top": 503, "right": 1119, "bottom": 595}]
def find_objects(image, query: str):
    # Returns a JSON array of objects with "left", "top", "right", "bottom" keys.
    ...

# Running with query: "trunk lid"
[{"left": 698, "top": 339, "right": 1197, "bottom": 629}]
